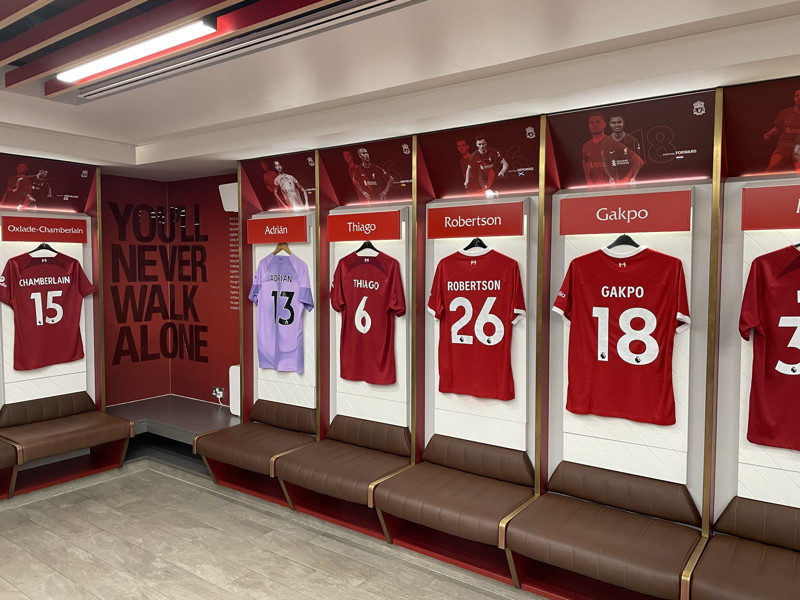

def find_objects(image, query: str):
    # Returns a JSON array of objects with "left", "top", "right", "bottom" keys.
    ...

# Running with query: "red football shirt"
[
  {"left": 331, "top": 251, "right": 405, "bottom": 384},
  {"left": 740, "top": 245, "right": 800, "bottom": 450},
  {"left": 0, "top": 253, "right": 94, "bottom": 370},
  {"left": 428, "top": 248, "right": 525, "bottom": 400},
  {"left": 554, "top": 246, "right": 689, "bottom": 425}
]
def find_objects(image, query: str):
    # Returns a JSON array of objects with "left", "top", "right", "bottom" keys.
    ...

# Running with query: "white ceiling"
[{"left": 1, "top": 0, "right": 800, "bottom": 180}]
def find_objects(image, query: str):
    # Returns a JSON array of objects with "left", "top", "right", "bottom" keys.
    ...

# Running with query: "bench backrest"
[
  {"left": 0, "top": 392, "right": 95, "bottom": 428},
  {"left": 250, "top": 399, "right": 316, "bottom": 434},
  {"left": 422, "top": 434, "right": 535, "bottom": 487},
  {"left": 327, "top": 415, "right": 411, "bottom": 457},
  {"left": 715, "top": 496, "right": 800, "bottom": 551},
  {"left": 549, "top": 461, "right": 701, "bottom": 527}
]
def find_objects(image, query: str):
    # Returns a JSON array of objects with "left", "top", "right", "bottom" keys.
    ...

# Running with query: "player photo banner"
[
  {"left": 328, "top": 210, "right": 401, "bottom": 242},
  {"left": 742, "top": 186, "right": 800, "bottom": 230},
  {"left": 2, "top": 216, "right": 88, "bottom": 243},
  {"left": 0, "top": 153, "right": 95, "bottom": 213},
  {"left": 560, "top": 191, "right": 692, "bottom": 235},
  {"left": 725, "top": 77, "right": 800, "bottom": 177},
  {"left": 240, "top": 152, "right": 316, "bottom": 212},
  {"left": 427, "top": 202, "right": 524, "bottom": 239},
  {"left": 319, "top": 137, "right": 413, "bottom": 206},
  {"left": 418, "top": 117, "right": 539, "bottom": 199},
  {"left": 247, "top": 215, "right": 308, "bottom": 244},
  {"left": 548, "top": 91, "right": 715, "bottom": 190}
]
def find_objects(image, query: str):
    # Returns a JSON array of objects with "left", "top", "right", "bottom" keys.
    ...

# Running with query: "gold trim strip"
[
  {"left": 410, "top": 134, "right": 419, "bottom": 462},
  {"left": 117, "top": 438, "right": 130, "bottom": 468},
  {"left": 7, "top": 465, "right": 18, "bottom": 499},
  {"left": 201, "top": 456, "right": 219, "bottom": 485},
  {"left": 376, "top": 507, "right": 392, "bottom": 543},
  {"left": 0, "top": 435, "right": 23, "bottom": 465},
  {"left": 192, "top": 427, "right": 226, "bottom": 454},
  {"left": 278, "top": 478, "right": 295, "bottom": 510},
  {"left": 680, "top": 535, "right": 709, "bottom": 600},
  {"left": 367, "top": 464, "right": 414, "bottom": 508},
  {"left": 702, "top": 87, "right": 725, "bottom": 537},
  {"left": 498, "top": 494, "right": 537, "bottom": 548},
  {"left": 269, "top": 441, "right": 316, "bottom": 478},
  {"left": 237, "top": 162, "right": 246, "bottom": 420},
  {"left": 314, "top": 150, "right": 322, "bottom": 441},
  {"left": 534, "top": 114, "right": 550, "bottom": 498},
  {"left": 505, "top": 547, "right": 521, "bottom": 589},
  {"left": 95, "top": 167, "right": 106, "bottom": 411}
]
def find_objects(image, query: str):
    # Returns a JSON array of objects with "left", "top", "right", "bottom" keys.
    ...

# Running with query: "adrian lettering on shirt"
[
  {"left": 447, "top": 279, "right": 502, "bottom": 291},
  {"left": 596, "top": 207, "right": 649, "bottom": 223},
  {"left": 601, "top": 285, "right": 644, "bottom": 298},
  {"left": 353, "top": 279, "right": 380, "bottom": 290},
  {"left": 268, "top": 274, "right": 292, "bottom": 283}
]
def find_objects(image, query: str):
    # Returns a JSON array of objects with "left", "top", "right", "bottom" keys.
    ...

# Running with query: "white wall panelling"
[
  {"left": 549, "top": 185, "right": 712, "bottom": 508},
  {"left": 0, "top": 212, "right": 95, "bottom": 405},
  {"left": 424, "top": 197, "right": 536, "bottom": 453},
  {"left": 329, "top": 206, "right": 411, "bottom": 427},
  {"left": 251, "top": 212, "right": 317, "bottom": 409},
  {"left": 718, "top": 178, "right": 800, "bottom": 514}
]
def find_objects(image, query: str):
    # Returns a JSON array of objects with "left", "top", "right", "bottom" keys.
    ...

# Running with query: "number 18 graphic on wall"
[
  {"left": 553, "top": 246, "right": 690, "bottom": 425},
  {"left": 0, "top": 251, "right": 94, "bottom": 371}
]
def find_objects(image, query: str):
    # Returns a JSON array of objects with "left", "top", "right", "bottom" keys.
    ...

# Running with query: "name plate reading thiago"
[
  {"left": 428, "top": 202, "right": 524, "bottom": 239},
  {"left": 560, "top": 190, "right": 692, "bottom": 235},
  {"left": 328, "top": 211, "right": 401, "bottom": 241}
]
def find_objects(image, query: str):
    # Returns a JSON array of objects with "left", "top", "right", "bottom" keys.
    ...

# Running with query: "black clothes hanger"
[
  {"left": 29, "top": 242, "right": 57, "bottom": 254},
  {"left": 356, "top": 240, "right": 379, "bottom": 254},
  {"left": 463, "top": 237, "right": 488, "bottom": 251},
  {"left": 607, "top": 234, "right": 640, "bottom": 249}
]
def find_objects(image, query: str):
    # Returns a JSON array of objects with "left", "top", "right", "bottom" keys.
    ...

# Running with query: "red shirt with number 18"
[
  {"left": 428, "top": 248, "right": 525, "bottom": 400},
  {"left": 554, "top": 246, "right": 689, "bottom": 425},
  {"left": 0, "top": 253, "right": 94, "bottom": 371}
]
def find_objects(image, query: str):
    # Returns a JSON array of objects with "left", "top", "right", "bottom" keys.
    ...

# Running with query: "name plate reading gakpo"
[
  {"left": 560, "top": 190, "right": 692, "bottom": 235},
  {"left": 2, "top": 216, "right": 88, "bottom": 243},
  {"left": 247, "top": 215, "right": 308, "bottom": 244},
  {"left": 742, "top": 186, "right": 800, "bottom": 230},
  {"left": 427, "top": 202, "right": 524, "bottom": 239},
  {"left": 328, "top": 210, "right": 401, "bottom": 241}
]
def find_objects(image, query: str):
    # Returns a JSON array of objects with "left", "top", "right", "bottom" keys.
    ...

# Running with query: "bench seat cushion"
[
  {"left": 374, "top": 462, "right": 533, "bottom": 546},
  {"left": 691, "top": 534, "right": 800, "bottom": 600},
  {"left": 196, "top": 422, "right": 314, "bottom": 475},
  {"left": 275, "top": 439, "right": 409, "bottom": 506},
  {"left": 505, "top": 494, "right": 700, "bottom": 600},
  {"left": 0, "top": 440, "right": 15, "bottom": 469},
  {"left": 0, "top": 411, "right": 132, "bottom": 464}
]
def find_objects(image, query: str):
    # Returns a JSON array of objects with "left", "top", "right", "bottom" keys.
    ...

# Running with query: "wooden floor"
[{"left": 0, "top": 458, "right": 545, "bottom": 600}]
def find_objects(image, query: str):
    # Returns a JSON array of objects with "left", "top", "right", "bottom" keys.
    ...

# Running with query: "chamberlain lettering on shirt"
[
  {"left": 447, "top": 279, "right": 502, "bottom": 291},
  {"left": 19, "top": 275, "right": 71, "bottom": 286}
]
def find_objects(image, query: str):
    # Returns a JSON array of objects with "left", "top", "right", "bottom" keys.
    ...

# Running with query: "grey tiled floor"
[{"left": 0, "top": 461, "right": 544, "bottom": 600}]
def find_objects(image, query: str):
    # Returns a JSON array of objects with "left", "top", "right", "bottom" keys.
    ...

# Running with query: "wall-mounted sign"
[
  {"left": 742, "top": 186, "right": 800, "bottom": 230},
  {"left": 427, "top": 201, "right": 524, "bottom": 238},
  {"left": 2, "top": 216, "right": 88, "bottom": 243},
  {"left": 560, "top": 191, "right": 692, "bottom": 235},
  {"left": 327, "top": 210, "right": 401, "bottom": 241},
  {"left": 246, "top": 215, "right": 308, "bottom": 244}
]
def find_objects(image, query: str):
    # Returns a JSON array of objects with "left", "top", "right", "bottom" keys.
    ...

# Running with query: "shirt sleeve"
[
  {"left": 553, "top": 262, "right": 574, "bottom": 321},
  {"left": 299, "top": 259, "right": 314, "bottom": 312},
  {"left": 739, "top": 258, "right": 761, "bottom": 341},
  {"left": 675, "top": 260, "right": 690, "bottom": 333},
  {"left": 77, "top": 263, "right": 94, "bottom": 297},
  {"left": 330, "top": 259, "right": 345, "bottom": 312},
  {"left": 248, "top": 259, "right": 262, "bottom": 304},
  {"left": 0, "top": 261, "right": 13, "bottom": 306},
  {"left": 427, "top": 260, "right": 444, "bottom": 319},
  {"left": 511, "top": 260, "right": 526, "bottom": 324},
  {"left": 389, "top": 260, "right": 406, "bottom": 318}
]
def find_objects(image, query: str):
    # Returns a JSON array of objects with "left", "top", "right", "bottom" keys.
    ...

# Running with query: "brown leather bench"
[
  {"left": 504, "top": 461, "right": 702, "bottom": 600},
  {"left": 274, "top": 414, "right": 411, "bottom": 509},
  {"left": 691, "top": 496, "right": 800, "bottom": 600},
  {"left": 193, "top": 399, "right": 316, "bottom": 479},
  {"left": 373, "top": 434, "right": 535, "bottom": 547},
  {"left": 0, "top": 392, "right": 134, "bottom": 498}
]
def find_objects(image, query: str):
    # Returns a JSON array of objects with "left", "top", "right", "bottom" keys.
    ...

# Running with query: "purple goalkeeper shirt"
[{"left": 249, "top": 253, "right": 314, "bottom": 373}]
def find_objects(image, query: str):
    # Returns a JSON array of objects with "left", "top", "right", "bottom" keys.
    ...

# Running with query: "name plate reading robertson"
[
  {"left": 742, "top": 186, "right": 800, "bottom": 230},
  {"left": 2, "top": 216, "right": 88, "bottom": 243},
  {"left": 247, "top": 215, "right": 308, "bottom": 244},
  {"left": 328, "top": 210, "right": 401, "bottom": 241},
  {"left": 427, "top": 202, "right": 524, "bottom": 239},
  {"left": 560, "top": 190, "right": 692, "bottom": 235}
]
